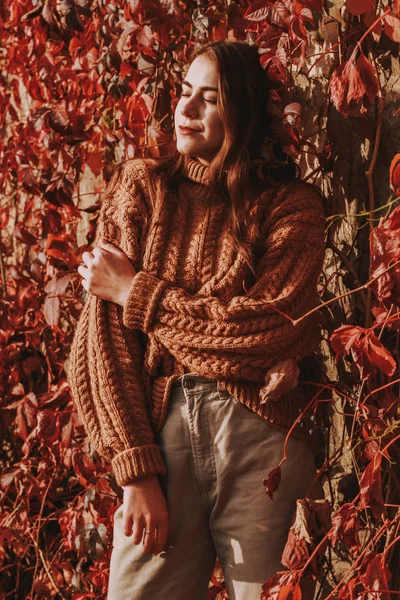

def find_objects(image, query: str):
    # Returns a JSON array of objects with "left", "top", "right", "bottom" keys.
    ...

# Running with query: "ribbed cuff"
[
  {"left": 111, "top": 444, "right": 167, "bottom": 487},
  {"left": 122, "top": 271, "right": 169, "bottom": 333}
]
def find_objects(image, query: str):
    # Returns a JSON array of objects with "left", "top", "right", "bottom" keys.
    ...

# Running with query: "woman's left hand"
[{"left": 77, "top": 238, "right": 136, "bottom": 307}]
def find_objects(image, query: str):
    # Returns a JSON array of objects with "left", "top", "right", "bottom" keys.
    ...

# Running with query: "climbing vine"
[{"left": 0, "top": 0, "right": 399, "bottom": 598}]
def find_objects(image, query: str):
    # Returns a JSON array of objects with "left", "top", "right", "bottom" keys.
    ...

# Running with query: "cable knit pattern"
[
  {"left": 67, "top": 156, "right": 326, "bottom": 486},
  {"left": 68, "top": 160, "right": 167, "bottom": 486}
]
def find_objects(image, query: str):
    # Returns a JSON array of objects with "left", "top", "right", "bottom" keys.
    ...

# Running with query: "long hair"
[{"left": 142, "top": 41, "right": 299, "bottom": 276}]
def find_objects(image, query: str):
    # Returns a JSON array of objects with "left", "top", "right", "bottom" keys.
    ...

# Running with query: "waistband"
[{"left": 171, "top": 372, "right": 220, "bottom": 390}]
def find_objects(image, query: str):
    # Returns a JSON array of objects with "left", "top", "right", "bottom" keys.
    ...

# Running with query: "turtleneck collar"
[{"left": 182, "top": 156, "right": 210, "bottom": 186}]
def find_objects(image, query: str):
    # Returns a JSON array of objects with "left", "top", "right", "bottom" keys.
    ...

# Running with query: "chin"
[{"left": 176, "top": 140, "right": 198, "bottom": 155}]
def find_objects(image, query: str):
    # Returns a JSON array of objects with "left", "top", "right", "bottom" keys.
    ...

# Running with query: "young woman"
[{"left": 68, "top": 41, "right": 326, "bottom": 600}]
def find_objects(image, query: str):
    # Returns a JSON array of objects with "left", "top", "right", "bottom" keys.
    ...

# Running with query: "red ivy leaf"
[
  {"left": 365, "top": 332, "right": 397, "bottom": 376},
  {"left": 345, "top": 0, "right": 374, "bottom": 16},
  {"left": 44, "top": 186, "right": 75, "bottom": 208},
  {"left": 261, "top": 571, "right": 301, "bottom": 600},
  {"left": 363, "top": 439, "right": 380, "bottom": 461},
  {"left": 363, "top": 8, "right": 383, "bottom": 42},
  {"left": 330, "top": 326, "right": 396, "bottom": 380},
  {"left": 244, "top": 1, "right": 272, "bottom": 21},
  {"left": 389, "top": 153, "right": 400, "bottom": 195},
  {"left": 329, "top": 52, "right": 379, "bottom": 117},
  {"left": 44, "top": 295, "right": 60, "bottom": 327},
  {"left": 384, "top": 12, "right": 400, "bottom": 43},
  {"left": 281, "top": 530, "right": 309, "bottom": 569},
  {"left": 369, "top": 211, "right": 400, "bottom": 304},
  {"left": 359, "top": 454, "right": 385, "bottom": 520},
  {"left": 353, "top": 331, "right": 397, "bottom": 379},
  {"left": 44, "top": 274, "right": 73, "bottom": 296},
  {"left": 263, "top": 465, "right": 281, "bottom": 500},
  {"left": 13, "top": 223, "right": 38, "bottom": 246},
  {"left": 259, "top": 358, "right": 300, "bottom": 403},
  {"left": 32, "top": 580, "right": 51, "bottom": 598},
  {"left": 15, "top": 393, "right": 38, "bottom": 442},
  {"left": 85, "top": 149, "right": 105, "bottom": 177},
  {"left": 330, "top": 325, "right": 364, "bottom": 361},
  {"left": 72, "top": 448, "right": 97, "bottom": 486},
  {"left": 359, "top": 553, "right": 392, "bottom": 599},
  {"left": 46, "top": 234, "right": 79, "bottom": 269},
  {"left": 0, "top": 466, "right": 23, "bottom": 490},
  {"left": 282, "top": 498, "right": 332, "bottom": 570},
  {"left": 298, "top": 0, "right": 323, "bottom": 11},
  {"left": 328, "top": 503, "right": 361, "bottom": 555},
  {"left": 0, "top": 207, "right": 9, "bottom": 228}
]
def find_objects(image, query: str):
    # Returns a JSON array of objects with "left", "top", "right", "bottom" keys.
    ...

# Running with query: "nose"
[{"left": 181, "top": 95, "right": 199, "bottom": 119}]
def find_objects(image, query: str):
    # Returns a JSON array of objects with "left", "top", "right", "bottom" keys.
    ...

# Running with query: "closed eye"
[{"left": 180, "top": 93, "right": 217, "bottom": 104}]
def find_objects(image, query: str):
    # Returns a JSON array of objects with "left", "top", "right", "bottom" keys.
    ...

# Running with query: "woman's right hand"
[{"left": 122, "top": 474, "right": 169, "bottom": 556}]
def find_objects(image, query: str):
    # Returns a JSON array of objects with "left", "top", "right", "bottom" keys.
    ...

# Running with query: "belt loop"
[
  {"left": 217, "top": 379, "right": 230, "bottom": 400},
  {"left": 180, "top": 372, "right": 198, "bottom": 392}
]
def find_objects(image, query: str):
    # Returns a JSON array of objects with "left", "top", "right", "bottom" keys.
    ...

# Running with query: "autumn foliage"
[{"left": 0, "top": 0, "right": 399, "bottom": 598}]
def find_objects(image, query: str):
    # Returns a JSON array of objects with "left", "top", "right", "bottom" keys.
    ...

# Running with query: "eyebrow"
[{"left": 182, "top": 79, "right": 218, "bottom": 92}]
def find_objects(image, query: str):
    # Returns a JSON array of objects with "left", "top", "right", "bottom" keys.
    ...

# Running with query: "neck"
[{"left": 183, "top": 156, "right": 210, "bottom": 186}]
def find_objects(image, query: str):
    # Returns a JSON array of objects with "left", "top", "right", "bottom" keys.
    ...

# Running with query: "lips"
[{"left": 179, "top": 125, "right": 200, "bottom": 133}]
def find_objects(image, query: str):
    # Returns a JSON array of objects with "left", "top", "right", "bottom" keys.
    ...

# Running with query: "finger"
[
  {"left": 143, "top": 529, "right": 157, "bottom": 554},
  {"left": 152, "top": 521, "right": 168, "bottom": 555},
  {"left": 81, "top": 250, "right": 94, "bottom": 264},
  {"left": 122, "top": 512, "right": 134, "bottom": 537},
  {"left": 98, "top": 238, "right": 120, "bottom": 253},
  {"left": 142, "top": 521, "right": 157, "bottom": 554},
  {"left": 132, "top": 519, "right": 145, "bottom": 545},
  {"left": 77, "top": 264, "right": 89, "bottom": 278},
  {"left": 91, "top": 246, "right": 103, "bottom": 257}
]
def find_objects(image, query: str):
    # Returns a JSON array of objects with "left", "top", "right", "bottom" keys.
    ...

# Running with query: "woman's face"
[{"left": 174, "top": 55, "right": 225, "bottom": 166}]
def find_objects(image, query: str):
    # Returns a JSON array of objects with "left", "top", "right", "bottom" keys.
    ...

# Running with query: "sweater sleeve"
[
  {"left": 121, "top": 182, "right": 326, "bottom": 381},
  {"left": 67, "top": 159, "right": 167, "bottom": 486}
]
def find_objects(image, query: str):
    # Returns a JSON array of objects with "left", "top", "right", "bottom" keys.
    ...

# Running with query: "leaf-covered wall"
[{"left": 0, "top": 0, "right": 399, "bottom": 598}]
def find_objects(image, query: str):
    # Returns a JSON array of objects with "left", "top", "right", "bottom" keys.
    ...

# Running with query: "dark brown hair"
[{"left": 143, "top": 41, "right": 299, "bottom": 275}]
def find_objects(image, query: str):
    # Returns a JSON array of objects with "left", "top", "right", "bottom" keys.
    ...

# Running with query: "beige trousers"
[{"left": 107, "top": 374, "right": 321, "bottom": 600}]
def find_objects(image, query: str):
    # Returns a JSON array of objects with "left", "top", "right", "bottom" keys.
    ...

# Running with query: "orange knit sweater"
[{"left": 67, "top": 156, "right": 326, "bottom": 487}]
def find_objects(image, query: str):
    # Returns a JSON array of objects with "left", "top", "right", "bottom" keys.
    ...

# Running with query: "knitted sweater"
[{"left": 67, "top": 156, "right": 326, "bottom": 487}]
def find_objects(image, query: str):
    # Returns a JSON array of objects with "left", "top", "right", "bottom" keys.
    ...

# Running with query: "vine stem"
[
  {"left": 328, "top": 239, "right": 368, "bottom": 310},
  {"left": 305, "top": 31, "right": 356, "bottom": 76},
  {"left": 322, "top": 519, "right": 392, "bottom": 600},
  {"left": 278, "top": 389, "right": 328, "bottom": 463},
  {"left": 361, "top": 591, "right": 400, "bottom": 596},
  {"left": 296, "top": 494, "right": 362, "bottom": 577},
  {"left": 380, "top": 432, "right": 400, "bottom": 458},
  {"left": 352, "top": 7, "right": 391, "bottom": 60},
  {"left": 26, "top": 528, "right": 68, "bottom": 600},
  {"left": 364, "top": 41, "right": 385, "bottom": 329},
  {"left": 293, "top": 256, "right": 400, "bottom": 326},
  {"left": 30, "top": 473, "right": 55, "bottom": 596},
  {"left": 360, "top": 377, "right": 400, "bottom": 408},
  {"left": 383, "top": 510, "right": 400, "bottom": 563},
  {"left": 0, "top": 238, "right": 6, "bottom": 297}
]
